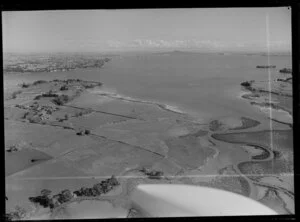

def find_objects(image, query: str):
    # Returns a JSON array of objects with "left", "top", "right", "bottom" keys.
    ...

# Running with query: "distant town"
[{"left": 3, "top": 53, "right": 111, "bottom": 73}]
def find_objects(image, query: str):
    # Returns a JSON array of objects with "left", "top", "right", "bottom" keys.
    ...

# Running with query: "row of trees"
[
  {"left": 28, "top": 176, "right": 120, "bottom": 209},
  {"left": 74, "top": 176, "right": 119, "bottom": 197},
  {"left": 34, "top": 91, "right": 59, "bottom": 100}
]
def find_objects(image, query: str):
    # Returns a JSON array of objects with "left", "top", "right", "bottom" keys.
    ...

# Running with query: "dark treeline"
[{"left": 28, "top": 176, "right": 119, "bottom": 209}]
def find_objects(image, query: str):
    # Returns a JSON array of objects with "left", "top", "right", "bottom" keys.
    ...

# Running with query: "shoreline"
[
  {"left": 90, "top": 89, "right": 188, "bottom": 116},
  {"left": 5, "top": 70, "right": 294, "bottom": 217},
  {"left": 238, "top": 89, "right": 293, "bottom": 127}
]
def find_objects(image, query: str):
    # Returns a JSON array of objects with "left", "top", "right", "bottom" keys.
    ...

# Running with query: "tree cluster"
[
  {"left": 32, "top": 80, "right": 48, "bottom": 86},
  {"left": 60, "top": 85, "right": 69, "bottom": 91},
  {"left": 28, "top": 176, "right": 120, "bottom": 209},
  {"left": 140, "top": 167, "right": 164, "bottom": 179},
  {"left": 28, "top": 188, "right": 73, "bottom": 209},
  {"left": 76, "top": 129, "right": 91, "bottom": 136},
  {"left": 20, "top": 83, "right": 30, "bottom": 88},
  {"left": 52, "top": 95, "right": 70, "bottom": 105},
  {"left": 29, "top": 189, "right": 54, "bottom": 208},
  {"left": 34, "top": 91, "right": 59, "bottom": 100},
  {"left": 74, "top": 176, "right": 119, "bottom": 197}
]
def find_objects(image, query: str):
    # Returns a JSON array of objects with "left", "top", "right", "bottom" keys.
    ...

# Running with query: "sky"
[{"left": 2, "top": 8, "right": 291, "bottom": 53}]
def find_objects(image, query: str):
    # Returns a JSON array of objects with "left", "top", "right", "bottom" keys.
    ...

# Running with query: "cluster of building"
[{"left": 16, "top": 102, "right": 59, "bottom": 123}]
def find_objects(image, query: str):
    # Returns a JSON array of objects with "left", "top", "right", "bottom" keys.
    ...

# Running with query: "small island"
[{"left": 256, "top": 65, "right": 276, "bottom": 69}]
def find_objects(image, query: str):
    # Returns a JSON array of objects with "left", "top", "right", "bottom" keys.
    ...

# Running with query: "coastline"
[
  {"left": 90, "top": 89, "right": 188, "bottom": 116},
  {"left": 5, "top": 63, "right": 294, "bottom": 218},
  {"left": 238, "top": 84, "right": 293, "bottom": 127}
]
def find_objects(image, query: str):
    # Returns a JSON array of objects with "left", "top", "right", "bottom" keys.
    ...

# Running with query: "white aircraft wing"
[{"left": 130, "top": 184, "right": 277, "bottom": 217}]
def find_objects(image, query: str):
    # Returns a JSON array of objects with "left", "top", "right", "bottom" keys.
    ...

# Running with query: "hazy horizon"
[{"left": 2, "top": 8, "right": 291, "bottom": 54}]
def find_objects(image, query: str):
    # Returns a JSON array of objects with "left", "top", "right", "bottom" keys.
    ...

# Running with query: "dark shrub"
[
  {"left": 60, "top": 85, "right": 68, "bottom": 91},
  {"left": 28, "top": 195, "right": 53, "bottom": 208},
  {"left": 84, "top": 129, "right": 91, "bottom": 135},
  {"left": 28, "top": 116, "right": 41, "bottom": 123},
  {"left": 34, "top": 91, "right": 58, "bottom": 100},
  {"left": 34, "top": 95, "right": 42, "bottom": 100},
  {"left": 140, "top": 167, "right": 148, "bottom": 173},
  {"left": 76, "top": 130, "right": 84, "bottom": 136},
  {"left": 81, "top": 187, "right": 93, "bottom": 196},
  {"left": 148, "top": 171, "right": 163, "bottom": 179},
  {"left": 32, "top": 80, "right": 48, "bottom": 85},
  {"left": 60, "top": 189, "right": 73, "bottom": 202},
  {"left": 90, "top": 188, "right": 98, "bottom": 196},
  {"left": 140, "top": 168, "right": 163, "bottom": 179},
  {"left": 109, "top": 175, "right": 120, "bottom": 186},
  {"left": 93, "top": 183, "right": 103, "bottom": 195},
  {"left": 52, "top": 95, "right": 70, "bottom": 105},
  {"left": 100, "top": 183, "right": 110, "bottom": 193},
  {"left": 73, "top": 190, "right": 82, "bottom": 196},
  {"left": 63, "top": 126, "right": 73, "bottom": 129},
  {"left": 20, "top": 83, "right": 30, "bottom": 88},
  {"left": 79, "top": 187, "right": 88, "bottom": 195},
  {"left": 241, "top": 81, "right": 251, "bottom": 87}
]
